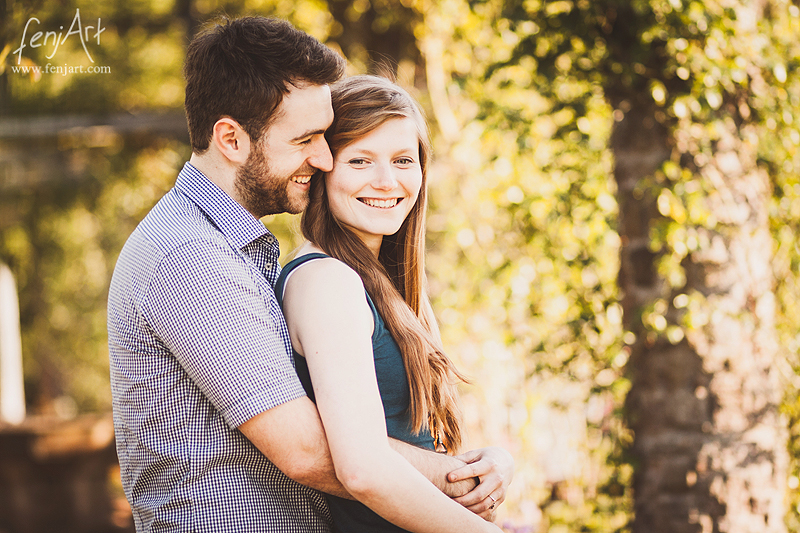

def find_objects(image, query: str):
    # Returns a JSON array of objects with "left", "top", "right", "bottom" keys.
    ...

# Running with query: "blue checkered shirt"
[{"left": 108, "top": 162, "right": 332, "bottom": 532}]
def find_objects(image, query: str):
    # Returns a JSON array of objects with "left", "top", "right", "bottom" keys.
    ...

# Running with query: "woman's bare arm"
[{"left": 282, "top": 257, "right": 501, "bottom": 533}]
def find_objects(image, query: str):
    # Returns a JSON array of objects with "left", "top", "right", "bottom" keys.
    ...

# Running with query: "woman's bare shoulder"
[
  {"left": 283, "top": 249, "right": 373, "bottom": 339},
  {"left": 289, "top": 254, "right": 361, "bottom": 288},
  {"left": 283, "top": 250, "right": 367, "bottom": 317}
]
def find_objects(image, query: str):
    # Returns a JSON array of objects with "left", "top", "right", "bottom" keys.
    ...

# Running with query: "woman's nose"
[{"left": 372, "top": 162, "right": 398, "bottom": 190}]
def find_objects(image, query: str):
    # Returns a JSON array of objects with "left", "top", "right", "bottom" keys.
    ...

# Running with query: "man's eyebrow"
[{"left": 291, "top": 129, "right": 326, "bottom": 142}]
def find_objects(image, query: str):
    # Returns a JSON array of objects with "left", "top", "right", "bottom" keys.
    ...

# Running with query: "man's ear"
[{"left": 212, "top": 118, "right": 251, "bottom": 164}]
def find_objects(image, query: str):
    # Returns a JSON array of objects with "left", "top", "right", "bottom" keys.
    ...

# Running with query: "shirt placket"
[{"left": 244, "top": 234, "right": 281, "bottom": 287}]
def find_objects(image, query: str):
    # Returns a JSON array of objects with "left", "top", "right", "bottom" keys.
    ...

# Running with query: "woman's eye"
[
  {"left": 348, "top": 158, "right": 368, "bottom": 166},
  {"left": 395, "top": 157, "right": 415, "bottom": 165}
]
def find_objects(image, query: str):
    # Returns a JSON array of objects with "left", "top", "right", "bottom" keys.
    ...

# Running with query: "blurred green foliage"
[
  {"left": 420, "top": 1, "right": 630, "bottom": 530},
  {"left": 1, "top": 0, "right": 799, "bottom": 531},
  {"left": 425, "top": 0, "right": 799, "bottom": 530}
]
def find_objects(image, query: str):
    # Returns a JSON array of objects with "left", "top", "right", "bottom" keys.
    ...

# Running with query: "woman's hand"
[{"left": 446, "top": 447, "right": 514, "bottom": 520}]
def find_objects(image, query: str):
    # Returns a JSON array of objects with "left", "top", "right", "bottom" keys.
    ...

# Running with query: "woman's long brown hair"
[{"left": 301, "top": 75, "right": 466, "bottom": 452}]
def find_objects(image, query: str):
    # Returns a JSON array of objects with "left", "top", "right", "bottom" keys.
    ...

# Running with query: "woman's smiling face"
[{"left": 325, "top": 117, "right": 423, "bottom": 255}]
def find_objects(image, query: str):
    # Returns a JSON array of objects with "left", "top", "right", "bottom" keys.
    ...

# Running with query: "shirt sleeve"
[{"left": 141, "top": 237, "right": 306, "bottom": 428}]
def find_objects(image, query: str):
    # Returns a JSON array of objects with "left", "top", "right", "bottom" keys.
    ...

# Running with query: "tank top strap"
[
  {"left": 274, "top": 252, "right": 328, "bottom": 308},
  {"left": 274, "top": 252, "right": 381, "bottom": 333}
]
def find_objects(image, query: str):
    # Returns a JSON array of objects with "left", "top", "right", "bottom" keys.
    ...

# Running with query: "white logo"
[{"left": 13, "top": 9, "right": 106, "bottom": 65}]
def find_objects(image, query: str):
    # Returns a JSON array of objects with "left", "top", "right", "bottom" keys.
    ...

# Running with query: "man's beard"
[{"left": 234, "top": 143, "right": 307, "bottom": 217}]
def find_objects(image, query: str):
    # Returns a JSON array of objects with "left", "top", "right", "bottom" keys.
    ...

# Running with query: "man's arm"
[
  {"left": 239, "top": 395, "right": 352, "bottom": 498},
  {"left": 389, "top": 440, "right": 476, "bottom": 497},
  {"left": 238, "top": 393, "right": 514, "bottom": 520},
  {"left": 238, "top": 396, "right": 478, "bottom": 500}
]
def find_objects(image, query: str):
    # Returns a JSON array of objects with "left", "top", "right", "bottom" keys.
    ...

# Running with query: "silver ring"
[{"left": 489, "top": 494, "right": 497, "bottom": 509}]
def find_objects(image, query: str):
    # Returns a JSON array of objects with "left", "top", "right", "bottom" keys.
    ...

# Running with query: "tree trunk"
[{"left": 615, "top": 78, "right": 787, "bottom": 533}]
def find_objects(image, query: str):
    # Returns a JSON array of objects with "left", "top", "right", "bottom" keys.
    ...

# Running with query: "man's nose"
[{"left": 308, "top": 136, "right": 333, "bottom": 173}]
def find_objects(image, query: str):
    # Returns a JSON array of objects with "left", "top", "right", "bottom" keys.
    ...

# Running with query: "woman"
[{"left": 275, "top": 75, "right": 511, "bottom": 533}]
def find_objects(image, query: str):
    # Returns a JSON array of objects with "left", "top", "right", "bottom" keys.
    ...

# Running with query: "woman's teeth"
[{"left": 360, "top": 198, "right": 399, "bottom": 208}]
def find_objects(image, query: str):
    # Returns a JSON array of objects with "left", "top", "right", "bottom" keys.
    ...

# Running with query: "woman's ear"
[{"left": 212, "top": 117, "right": 251, "bottom": 164}]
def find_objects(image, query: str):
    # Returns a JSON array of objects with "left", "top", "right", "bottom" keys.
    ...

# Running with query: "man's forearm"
[
  {"left": 389, "top": 439, "right": 477, "bottom": 497},
  {"left": 239, "top": 397, "right": 353, "bottom": 499}
]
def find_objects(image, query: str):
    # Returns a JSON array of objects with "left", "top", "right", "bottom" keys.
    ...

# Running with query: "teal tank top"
[{"left": 274, "top": 253, "right": 435, "bottom": 533}]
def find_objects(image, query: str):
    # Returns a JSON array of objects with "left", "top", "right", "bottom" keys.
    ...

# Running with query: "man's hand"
[
  {"left": 441, "top": 462, "right": 478, "bottom": 498},
  {"left": 389, "top": 440, "right": 477, "bottom": 498},
  {"left": 446, "top": 447, "right": 514, "bottom": 520}
]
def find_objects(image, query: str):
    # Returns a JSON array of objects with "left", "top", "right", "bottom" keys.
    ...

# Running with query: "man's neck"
[{"left": 189, "top": 152, "right": 239, "bottom": 205}]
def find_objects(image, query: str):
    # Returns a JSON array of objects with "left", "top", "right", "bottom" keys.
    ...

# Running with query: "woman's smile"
[
  {"left": 358, "top": 197, "right": 402, "bottom": 208},
  {"left": 326, "top": 117, "right": 422, "bottom": 255}
]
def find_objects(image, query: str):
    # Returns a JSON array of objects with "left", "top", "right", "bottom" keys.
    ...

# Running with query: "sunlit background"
[{"left": 1, "top": 0, "right": 799, "bottom": 532}]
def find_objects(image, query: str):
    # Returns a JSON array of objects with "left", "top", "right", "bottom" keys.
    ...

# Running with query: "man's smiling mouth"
[{"left": 291, "top": 175, "right": 311, "bottom": 184}]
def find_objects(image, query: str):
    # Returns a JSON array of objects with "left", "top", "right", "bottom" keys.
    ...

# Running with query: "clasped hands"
[{"left": 443, "top": 446, "right": 514, "bottom": 521}]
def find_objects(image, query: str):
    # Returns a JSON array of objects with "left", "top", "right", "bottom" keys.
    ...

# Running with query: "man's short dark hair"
[{"left": 184, "top": 16, "right": 346, "bottom": 153}]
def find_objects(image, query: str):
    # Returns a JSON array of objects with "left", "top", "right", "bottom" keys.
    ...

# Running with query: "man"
[{"left": 108, "top": 16, "right": 510, "bottom": 532}]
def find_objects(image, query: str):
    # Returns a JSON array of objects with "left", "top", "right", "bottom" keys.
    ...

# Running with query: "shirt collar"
[{"left": 174, "top": 162, "right": 272, "bottom": 250}]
